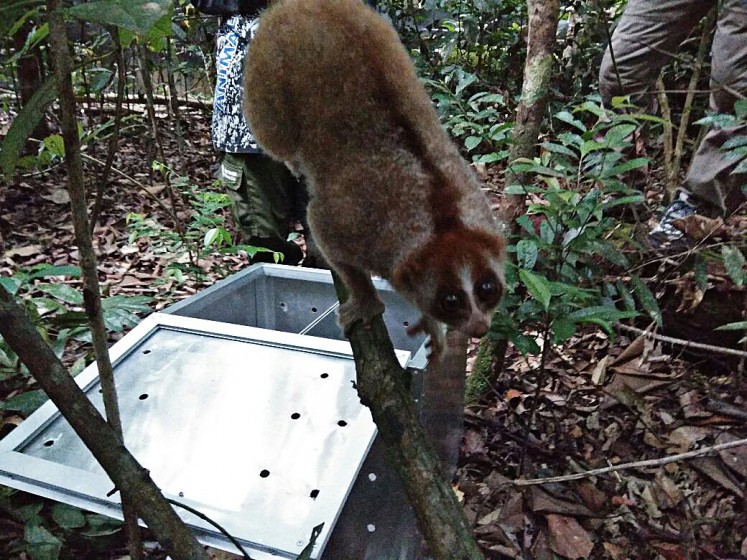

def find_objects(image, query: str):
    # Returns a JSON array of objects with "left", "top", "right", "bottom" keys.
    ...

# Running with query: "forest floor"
[{"left": 0, "top": 106, "right": 746, "bottom": 560}]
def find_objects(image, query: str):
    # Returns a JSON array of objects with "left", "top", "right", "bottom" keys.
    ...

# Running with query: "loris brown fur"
[{"left": 244, "top": 0, "right": 506, "bottom": 356}]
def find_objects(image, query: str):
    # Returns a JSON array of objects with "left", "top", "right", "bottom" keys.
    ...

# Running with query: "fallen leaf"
[
  {"left": 530, "top": 487, "right": 595, "bottom": 517},
  {"left": 653, "top": 470, "right": 684, "bottom": 509},
  {"left": 546, "top": 514, "right": 594, "bottom": 559},
  {"left": 666, "top": 426, "right": 711, "bottom": 453},
  {"left": 690, "top": 457, "right": 743, "bottom": 496},
  {"left": 41, "top": 188, "right": 70, "bottom": 205},
  {"left": 671, "top": 214, "right": 723, "bottom": 241},
  {"left": 590, "top": 356, "right": 610, "bottom": 385},
  {"left": 716, "top": 432, "right": 747, "bottom": 479},
  {"left": 4, "top": 245, "right": 43, "bottom": 258},
  {"left": 652, "top": 541, "right": 688, "bottom": 560}
]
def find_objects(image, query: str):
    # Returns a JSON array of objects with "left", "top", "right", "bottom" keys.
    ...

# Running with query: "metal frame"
[{"left": 0, "top": 312, "right": 410, "bottom": 559}]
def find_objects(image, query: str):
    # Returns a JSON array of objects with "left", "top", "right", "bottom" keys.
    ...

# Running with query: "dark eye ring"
[
  {"left": 476, "top": 280, "right": 498, "bottom": 300},
  {"left": 441, "top": 293, "right": 461, "bottom": 312}
]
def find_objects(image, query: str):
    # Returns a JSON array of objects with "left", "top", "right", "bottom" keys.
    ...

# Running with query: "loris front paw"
[
  {"left": 407, "top": 316, "right": 447, "bottom": 362},
  {"left": 338, "top": 295, "right": 386, "bottom": 335}
]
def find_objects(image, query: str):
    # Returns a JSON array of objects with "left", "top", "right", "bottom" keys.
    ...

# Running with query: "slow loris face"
[{"left": 392, "top": 228, "right": 506, "bottom": 339}]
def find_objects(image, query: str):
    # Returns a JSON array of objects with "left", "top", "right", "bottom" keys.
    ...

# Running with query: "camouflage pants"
[
  {"left": 219, "top": 152, "right": 306, "bottom": 264},
  {"left": 599, "top": 0, "right": 747, "bottom": 214}
]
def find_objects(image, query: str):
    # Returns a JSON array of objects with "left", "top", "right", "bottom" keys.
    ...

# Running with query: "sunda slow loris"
[{"left": 244, "top": 0, "right": 506, "bottom": 357}]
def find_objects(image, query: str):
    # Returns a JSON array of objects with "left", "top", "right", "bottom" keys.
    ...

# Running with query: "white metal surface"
[{"left": 0, "top": 313, "right": 410, "bottom": 559}]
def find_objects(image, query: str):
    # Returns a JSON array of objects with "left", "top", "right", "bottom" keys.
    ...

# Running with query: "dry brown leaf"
[
  {"left": 653, "top": 470, "right": 684, "bottom": 508},
  {"left": 546, "top": 514, "right": 594, "bottom": 559},
  {"left": 716, "top": 432, "right": 747, "bottom": 479},
  {"left": 41, "top": 188, "right": 70, "bottom": 205},
  {"left": 666, "top": 426, "right": 711, "bottom": 453},
  {"left": 671, "top": 214, "right": 723, "bottom": 241},
  {"left": 529, "top": 487, "right": 595, "bottom": 517},
  {"left": 652, "top": 541, "right": 688, "bottom": 560},
  {"left": 4, "top": 245, "right": 43, "bottom": 258},
  {"left": 690, "top": 457, "right": 744, "bottom": 496}
]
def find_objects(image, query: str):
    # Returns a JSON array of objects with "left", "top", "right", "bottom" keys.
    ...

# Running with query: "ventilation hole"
[
  {"left": 291, "top": 412, "right": 301, "bottom": 420},
  {"left": 320, "top": 373, "right": 329, "bottom": 379},
  {"left": 368, "top": 473, "right": 377, "bottom": 482},
  {"left": 139, "top": 394, "right": 149, "bottom": 401},
  {"left": 279, "top": 302, "right": 288, "bottom": 311},
  {"left": 259, "top": 469, "right": 270, "bottom": 478},
  {"left": 310, "top": 489, "right": 320, "bottom": 499},
  {"left": 142, "top": 349, "right": 151, "bottom": 355},
  {"left": 178, "top": 491, "right": 184, "bottom": 498},
  {"left": 311, "top": 307, "right": 318, "bottom": 313},
  {"left": 367, "top": 524, "right": 376, "bottom": 533},
  {"left": 43, "top": 440, "right": 55, "bottom": 447},
  {"left": 403, "top": 321, "right": 410, "bottom": 327},
  {"left": 337, "top": 420, "right": 348, "bottom": 427}
]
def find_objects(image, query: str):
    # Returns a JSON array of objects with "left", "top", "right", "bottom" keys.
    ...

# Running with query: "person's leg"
[
  {"left": 599, "top": 0, "right": 715, "bottom": 110},
  {"left": 685, "top": 0, "right": 747, "bottom": 215},
  {"left": 220, "top": 152, "right": 304, "bottom": 265}
]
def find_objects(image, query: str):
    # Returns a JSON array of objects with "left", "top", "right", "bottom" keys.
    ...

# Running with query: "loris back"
[{"left": 244, "top": 0, "right": 505, "bottom": 352}]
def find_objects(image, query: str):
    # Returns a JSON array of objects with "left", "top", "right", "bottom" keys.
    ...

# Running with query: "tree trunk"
[
  {"left": 471, "top": 0, "right": 560, "bottom": 398},
  {"left": 333, "top": 275, "right": 485, "bottom": 560}
]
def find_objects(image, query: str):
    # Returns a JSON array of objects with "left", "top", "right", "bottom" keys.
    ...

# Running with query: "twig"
[
  {"left": 80, "top": 153, "right": 174, "bottom": 217},
  {"left": 616, "top": 323, "right": 747, "bottom": 359},
  {"left": 512, "top": 437, "right": 747, "bottom": 486}
]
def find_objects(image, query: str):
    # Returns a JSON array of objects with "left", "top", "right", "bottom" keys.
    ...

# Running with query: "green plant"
[
  {"left": 126, "top": 164, "right": 284, "bottom": 282},
  {"left": 0, "top": 265, "right": 152, "bottom": 416},
  {"left": 0, "top": 487, "right": 123, "bottom": 560},
  {"left": 469, "top": 102, "right": 665, "bottom": 399},
  {"left": 426, "top": 67, "right": 512, "bottom": 163}
]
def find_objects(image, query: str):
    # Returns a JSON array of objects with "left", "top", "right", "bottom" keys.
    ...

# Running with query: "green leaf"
[
  {"left": 67, "top": 0, "right": 172, "bottom": 35},
  {"left": 464, "top": 135, "right": 482, "bottom": 151},
  {"left": 551, "top": 317, "right": 576, "bottom": 342},
  {"left": 0, "top": 75, "right": 58, "bottom": 177},
  {"left": 615, "top": 281, "right": 636, "bottom": 312},
  {"left": 554, "top": 110, "right": 587, "bottom": 132},
  {"left": 35, "top": 283, "right": 83, "bottom": 305},
  {"left": 568, "top": 306, "right": 637, "bottom": 322},
  {"left": 42, "top": 134, "right": 65, "bottom": 158},
  {"left": 721, "top": 245, "right": 745, "bottom": 287},
  {"left": 602, "top": 123, "right": 637, "bottom": 147},
  {"left": 630, "top": 275, "right": 662, "bottom": 326},
  {"left": 0, "top": 390, "right": 48, "bottom": 415},
  {"left": 25, "top": 524, "right": 62, "bottom": 560},
  {"left": 81, "top": 514, "right": 121, "bottom": 537},
  {"left": 715, "top": 321, "right": 747, "bottom": 331},
  {"left": 519, "top": 269, "right": 552, "bottom": 311},
  {"left": 27, "top": 265, "right": 81, "bottom": 280},
  {"left": 516, "top": 239, "right": 538, "bottom": 270},
  {"left": 51, "top": 504, "right": 86, "bottom": 530},
  {"left": 599, "top": 158, "right": 650, "bottom": 179}
]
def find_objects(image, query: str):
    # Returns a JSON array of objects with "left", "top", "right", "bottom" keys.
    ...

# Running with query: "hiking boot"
[{"left": 649, "top": 190, "right": 698, "bottom": 249}]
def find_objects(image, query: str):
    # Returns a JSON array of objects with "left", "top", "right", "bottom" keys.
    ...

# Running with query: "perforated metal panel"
[
  {"left": 0, "top": 314, "right": 410, "bottom": 559},
  {"left": 0, "top": 265, "right": 466, "bottom": 559}
]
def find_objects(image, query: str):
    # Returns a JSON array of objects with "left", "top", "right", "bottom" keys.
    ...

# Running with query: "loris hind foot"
[
  {"left": 338, "top": 295, "right": 386, "bottom": 335},
  {"left": 335, "top": 264, "right": 386, "bottom": 335}
]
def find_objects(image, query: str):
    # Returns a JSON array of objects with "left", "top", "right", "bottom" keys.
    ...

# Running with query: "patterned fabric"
[{"left": 213, "top": 15, "right": 260, "bottom": 153}]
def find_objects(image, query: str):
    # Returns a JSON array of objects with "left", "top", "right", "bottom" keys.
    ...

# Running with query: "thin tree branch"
[
  {"left": 0, "top": 284, "right": 210, "bottom": 560},
  {"left": 617, "top": 323, "right": 747, "bottom": 359},
  {"left": 511, "top": 438, "right": 747, "bottom": 486}
]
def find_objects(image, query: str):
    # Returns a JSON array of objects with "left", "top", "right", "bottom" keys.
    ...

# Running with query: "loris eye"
[
  {"left": 476, "top": 279, "right": 498, "bottom": 301},
  {"left": 440, "top": 292, "right": 463, "bottom": 312}
]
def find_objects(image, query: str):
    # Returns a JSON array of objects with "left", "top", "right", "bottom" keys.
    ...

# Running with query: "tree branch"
[
  {"left": 332, "top": 274, "right": 484, "bottom": 560},
  {"left": 0, "top": 284, "right": 210, "bottom": 560}
]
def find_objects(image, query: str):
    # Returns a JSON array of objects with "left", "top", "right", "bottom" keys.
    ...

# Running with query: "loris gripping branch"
[{"left": 244, "top": 0, "right": 506, "bottom": 357}]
